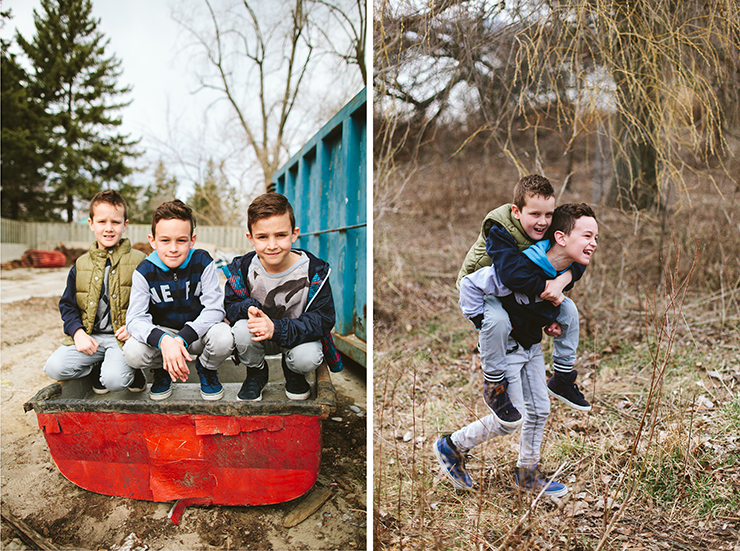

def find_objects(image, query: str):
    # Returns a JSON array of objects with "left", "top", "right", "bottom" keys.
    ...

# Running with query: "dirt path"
[{"left": 0, "top": 268, "right": 367, "bottom": 550}]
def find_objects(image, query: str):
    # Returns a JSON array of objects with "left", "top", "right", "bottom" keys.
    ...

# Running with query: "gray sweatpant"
[
  {"left": 232, "top": 319, "right": 323, "bottom": 374},
  {"left": 451, "top": 341, "right": 551, "bottom": 469},
  {"left": 44, "top": 333, "right": 135, "bottom": 392},
  {"left": 123, "top": 322, "right": 234, "bottom": 372}
]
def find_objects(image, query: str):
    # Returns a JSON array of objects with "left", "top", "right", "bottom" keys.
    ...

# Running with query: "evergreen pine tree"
[
  {"left": 16, "top": 0, "right": 139, "bottom": 222},
  {"left": 1, "top": 19, "right": 56, "bottom": 221}
]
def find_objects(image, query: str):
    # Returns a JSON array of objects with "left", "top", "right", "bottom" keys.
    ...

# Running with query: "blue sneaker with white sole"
[
  {"left": 196, "top": 360, "right": 224, "bottom": 401},
  {"left": 514, "top": 466, "right": 568, "bottom": 497},
  {"left": 433, "top": 435, "right": 474, "bottom": 490},
  {"left": 149, "top": 368, "right": 172, "bottom": 401}
]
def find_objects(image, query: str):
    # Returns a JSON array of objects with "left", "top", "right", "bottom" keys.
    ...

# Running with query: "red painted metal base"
[{"left": 36, "top": 411, "right": 323, "bottom": 506}]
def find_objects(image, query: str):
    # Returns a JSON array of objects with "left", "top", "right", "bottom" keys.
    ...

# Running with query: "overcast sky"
[
  {"left": 3, "top": 0, "right": 366, "bottom": 220},
  {"left": 3, "top": 0, "right": 245, "bottom": 200}
]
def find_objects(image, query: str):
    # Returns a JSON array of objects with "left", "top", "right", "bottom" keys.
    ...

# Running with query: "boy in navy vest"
[
  {"left": 44, "top": 190, "right": 146, "bottom": 394},
  {"left": 222, "top": 193, "right": 342, "bottom": 402},
  {"left": 124, "top": 200, "right": 233, "bottom": 400}
]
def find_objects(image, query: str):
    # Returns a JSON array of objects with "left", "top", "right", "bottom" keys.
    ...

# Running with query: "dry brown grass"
[{"left": 373, "top": 144, "right": 740, "bottom": 550}]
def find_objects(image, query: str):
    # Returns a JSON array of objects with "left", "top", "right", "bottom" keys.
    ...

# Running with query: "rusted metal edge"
[{"left": 24, "top": 365, "right": 337, "bottom": 417}]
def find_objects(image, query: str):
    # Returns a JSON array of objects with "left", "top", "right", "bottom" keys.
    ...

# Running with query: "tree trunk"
[{"left": 66, "top": 194, "right": 74, "bottom": 223}]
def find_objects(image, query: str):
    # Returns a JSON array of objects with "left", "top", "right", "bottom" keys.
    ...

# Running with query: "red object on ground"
[
  {"left": 35, "top": 411, "right": 324, "bottom": 506},
  {"left": 21, "top": 250, "right": 67, "bottom": 268}
]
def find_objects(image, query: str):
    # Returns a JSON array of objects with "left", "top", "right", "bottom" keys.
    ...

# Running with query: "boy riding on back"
[
  {"left": 436, "top": 203, "right": 599, "bottom": 494},
  {"left": 44, "top": 190, "right": 146, "bottom": 394},
  {"left": 222, "top": 192, "right": 342, "bottom": 402},
  {"left": 124, "top": 200, "right": 234, "bottom": 401},
  {"left": 457, "top": 175, "right": 591, "bottom": 428}
]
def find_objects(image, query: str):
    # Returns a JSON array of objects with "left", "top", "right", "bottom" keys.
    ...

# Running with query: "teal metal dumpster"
[{"left": 271, "top": 88, "right": 367, "bottom": 367}]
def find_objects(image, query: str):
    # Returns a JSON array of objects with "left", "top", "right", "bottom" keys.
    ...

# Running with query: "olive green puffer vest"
[
  {"left": 62, "top": 238, "right": 145, "bottom": 349},
  {"left": 455, "top": 203, "right": 535, "bottom": 289}
]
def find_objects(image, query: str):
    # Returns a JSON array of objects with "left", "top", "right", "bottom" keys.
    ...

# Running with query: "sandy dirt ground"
[{"left": 0, "top": 267, "right": 367, "bottom": 551}]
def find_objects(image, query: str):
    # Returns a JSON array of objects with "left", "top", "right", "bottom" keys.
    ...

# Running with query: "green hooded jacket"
[{"left": 455, "top": 203, "right": 535, "bottom": 289}]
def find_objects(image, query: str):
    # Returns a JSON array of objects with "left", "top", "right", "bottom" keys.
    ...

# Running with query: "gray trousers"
[
  {"left": 44, "top": 333, "right": 135, "bottom": 392},
  {"left": 123, "top": 322, "right": 234, "bottom": 371},
  {"left": 451, "top": 341, "right": 551, "bottom": 469},
  {"left": 231, "top": 319, "right": 323, "bottom": 374},
  {"left": 480, "top": 295, "right": 579, "bottom": 381}
]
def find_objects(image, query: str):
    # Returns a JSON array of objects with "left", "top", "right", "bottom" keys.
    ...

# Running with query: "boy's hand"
[
  {"left": 115, "top": 325, "right": 131, "bottom": 342},
  {"left": 73, "top": 329, "right": 99, "bottom": 355},
  {"left": 247, "top": 306, "right": 274, "bottom": 341},
  {"left": 160, "top": 335, "right": 192, "bottom": 382},
  {"left": 544, "top": 322, "right": 562, "bottom": 337},
  {"left": 541, "top": 271, "right": 572, "bottom": 306}
]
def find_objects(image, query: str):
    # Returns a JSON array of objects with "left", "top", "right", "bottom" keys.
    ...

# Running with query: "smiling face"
[
  {"left": 148, "top": 218, "right": 196, "bottom": 269},
  {"left": 247, "top": 212, "right": 300, "bottom": 274},
  {"left": 512, "top": 194, "right": 556, "bottom": 241},
  {"left": 556, "top": 216, "right": 599, "bottom": 265},
  {"left": 89, "top": 202, "right": 128, "bottom": 249}
]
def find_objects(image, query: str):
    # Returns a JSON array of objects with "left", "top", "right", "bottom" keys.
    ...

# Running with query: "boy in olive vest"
[
  {"left": 44, "top": 190, "right": 147, "bottom": 394},
  {"left": 456, "top": 175, "right": 591, "bottom": 429}
]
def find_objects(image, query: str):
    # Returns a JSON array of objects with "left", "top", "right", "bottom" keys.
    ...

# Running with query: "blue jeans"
[
  {"left": 232, "top": 319, "right": 323, "bottom": 374},
  {"left": 44, "top": 333, "right": 135, "bottom": 392},
  {"left": 479, "top": 295, "right": 579, "bottom": 382},
  {"left": 451, "top": 341, "right": 550, "bottom": 469}
]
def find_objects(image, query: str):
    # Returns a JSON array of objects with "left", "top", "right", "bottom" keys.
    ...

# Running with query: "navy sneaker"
[
  {"left": 128, "top": 369, "right": 146, "bottom": 393},
  {"left": 547, "top": 370, "right": 591, "bottom": 411},
  {"left": 282, "top": 357, "right": 310, "bottom": 400},
  {"left": 91, "top": 363, "right": 108, "bottom": 395},
  {"left": 514, "top": 466, "right": 568, "bottom": 497},
  {"left": 150, "top": 368, "right": 173, "bottom": 401},
  {"left": 196, "top": 360, "right": 224, "bottom": 401},
  {"left": 483, "top": 380, "right": 523, "bottom": 429},
  {"left": 433, "top": 435, "right": 473, "bottom": 490},
  {"left": 237, "top": 363, "right": 269, "bottom": 401}
]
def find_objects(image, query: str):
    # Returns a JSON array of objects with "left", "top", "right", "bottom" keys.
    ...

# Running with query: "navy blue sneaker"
[
  {"left": 196, "top": 360, "right": 224, "bottom": 401},
  {"left": 514, "top": 466, "right": 568, "bottom": 497},
  {"left": 282, "top": 356, "right": 310, "bottom": 400},
  {"left": 433, "top": 436, "right": 473, "bottom": 490},
  {"left": 483, "top": 380, "right": 523, "bottom": 429},
  {"left": 547, "top": 370, "right": 591, "bottom": 411},
  {"left": 149, "top": 368, "right": 173, "bottom": 401},
  {"left": 237, "top": 363, "right": 269, "bottom": 401}
]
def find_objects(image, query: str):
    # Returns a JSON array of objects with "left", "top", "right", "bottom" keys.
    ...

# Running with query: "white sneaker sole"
[
  {"left": 201, "top": 388, "right": 224, "bottom": 401},
  {"left": 150, "top": 386, "right": 173, "bottom": 401},
  {"left": 547, "top": 387, "right": 592, "bottom": 411}
]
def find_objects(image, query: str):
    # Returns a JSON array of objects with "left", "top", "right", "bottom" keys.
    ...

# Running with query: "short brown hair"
[
  {"left": 89, "top": 190, "right": 128, "bottom": 221},
  {"left": 151, "top": 200, "right": 196, "bottom": 237},
  {"left": 547, "top": 203, "right": 596, "bottom": 242},
  {"left": 247, "top": 193, "right": 295, "bottom": 234},
  {"left": 513, "top": 175, "right": 554, "bottom": 210}
]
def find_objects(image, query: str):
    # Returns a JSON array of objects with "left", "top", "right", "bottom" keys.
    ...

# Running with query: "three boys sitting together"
[{"left": 44, "top": 190, "right": 340, "bottom": 402}]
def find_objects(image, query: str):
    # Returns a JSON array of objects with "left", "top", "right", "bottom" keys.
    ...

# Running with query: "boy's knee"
[
  {"left": 207, "top": 323, "right": 234, "bottom": 354},
  {"left": 123, "top": 339, "right": 148, "bottom": 369},
  {"left": 43, "top": 347, "right": 78, "bottom": 380},
  {"left": 558, "top": 297, "right": 579, "bottom": 321},
  {"left": 232, "top": 320, "right": 253, "bottom": 347},
  {"left": 285, "top": 342, "right": 323, "bottom": 374},
  {"left": 43, "top": 358, "right": 70, "bottom": 381},
  {"left": 101, "top": 370, "right": 131, "bottom": 392}
]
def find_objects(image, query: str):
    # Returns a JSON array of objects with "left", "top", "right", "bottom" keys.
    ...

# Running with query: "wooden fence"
[{"left": 0, "top": 218, "right": 249, "bottom": 252}]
